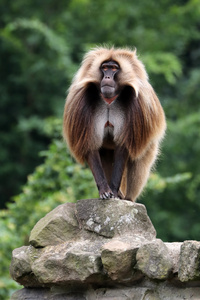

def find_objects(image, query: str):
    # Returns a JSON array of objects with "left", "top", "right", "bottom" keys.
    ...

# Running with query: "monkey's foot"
[
  {"left": 99, "top": 187, "right": 115, "bottom": 200},
  {"left": 100, "top": 191, "right": 114, "bottom": 200},
  {"left": 100, "top": 192, "right": 123, "bottom": 200}
]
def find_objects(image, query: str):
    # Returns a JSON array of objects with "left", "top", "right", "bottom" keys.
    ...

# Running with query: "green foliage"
[
  {"left": 0, "top": 17, "right": 74, "bottom": 207},
  {"left": 142, "top": 52, "right": 182, "bottom": 84},
  {"left": 142, "top": 111, "right": 200, "bottom": 241},
  {"left": 0, "top": 118, "right": 97, "bottom": 299},
  {"left": 4, "top": 18, "right": 72, "bottom": 72},
  {"left": 1, "top": 0, "right": 200, "bottom": 298}
]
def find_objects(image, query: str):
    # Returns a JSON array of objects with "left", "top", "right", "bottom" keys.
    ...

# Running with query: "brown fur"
[{"left": 63, "top": 47, "right": 166, "bottom": 201}]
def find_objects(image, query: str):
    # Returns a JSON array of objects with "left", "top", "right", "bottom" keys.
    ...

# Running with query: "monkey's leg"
[
  {"left": 100, "top": 149, "right": 114, "bottom": 184},
  {"left": 109, "top": 146, "right": 129, "bottom": 198},
  {"left": 86, "top": 150, "right": 114, "bottom": 199},
  {"left": 125, "top": 143, "right": 158, "bottom": 202}
]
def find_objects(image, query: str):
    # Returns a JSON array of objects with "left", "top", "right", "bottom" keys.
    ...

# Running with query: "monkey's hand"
[
  {"left": 99, "top": 187, "right": 115, "bottom": 200},
  {"left": 100, "top": 188, "right": 122, "bottom": 200}
]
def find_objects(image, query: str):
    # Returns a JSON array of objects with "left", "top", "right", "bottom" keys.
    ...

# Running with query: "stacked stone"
[{"left": 10, "top": 199, "right": 200, "bottom": 300}]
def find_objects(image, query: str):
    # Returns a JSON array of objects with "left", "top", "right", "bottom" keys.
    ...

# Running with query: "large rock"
[
  {"left": 136, "top": 239, "right": 173, "bottom": 280},
  {"left": 29, "top": 203, "right": 80, "bottom": 247},
  {"left": 101, "top": 240, "right": 142, "bottom": 282},
  {"left": 179, "top": 240, "right": 200, "bottom": 282},
  {"left": 9, "top": 246, "right": 40, "bottom": 287},
  {"left": 10, "top": 198, "right": 200, "bottom": 300},
  {"left": 30, "top": 241, "right": 105, "bottom": 285},
  {"left": 10, "top": 199, "right": 156, "bottom": 287},
  {"left": 11, "top": 284, "right": 200, "bottom": 300},
  {"left": 76, "top": 199, "right": 156, "bottom": 240},
  {"left": 165, "top": 242, "right": 181, "bottom": 274}
]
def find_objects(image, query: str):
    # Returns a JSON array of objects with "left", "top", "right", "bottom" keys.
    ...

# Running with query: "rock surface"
[
  {"left": 10, "top": 198, "right": 200, "bottom": 300},
  {"left": 76, "top": 199, "right": 156, "bottom": 240},
  {"left": 11, "top": 285, "right": 200, "bottom": 300},
  {"left": 29, "top": 203, "right": 80, "bottom": 247},
  {"left": 136, "top": 239, "right": 173, "bottom": 280},
  {"left": 101, "top": 240, "right": 140, "bottom": 282},
  {"left": 11, "top": 199, "right": 156, "bottom": 287},
  {"left": 179, "top": 240, "right": 200, "bottom": 282}
]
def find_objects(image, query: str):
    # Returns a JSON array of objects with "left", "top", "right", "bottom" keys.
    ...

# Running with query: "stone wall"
[{"left": 10, "top": 199, "right": 200, "bottom": 299}]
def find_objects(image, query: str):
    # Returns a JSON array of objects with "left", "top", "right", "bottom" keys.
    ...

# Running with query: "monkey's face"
[{"left": 100, "top": 61, "right": 120, "bottom": 104}]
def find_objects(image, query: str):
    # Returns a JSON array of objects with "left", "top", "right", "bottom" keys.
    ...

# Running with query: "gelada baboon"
[{"left": 63, "top": 47, "right": 166, "bottom": 201}]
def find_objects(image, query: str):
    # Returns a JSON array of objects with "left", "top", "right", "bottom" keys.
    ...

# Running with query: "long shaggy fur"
[{"left": 63, "top": 47, "right": 166, "bottom": 201}]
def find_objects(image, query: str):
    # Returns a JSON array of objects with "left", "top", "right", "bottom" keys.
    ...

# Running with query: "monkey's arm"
[
  {"left": 87, "top": 147, "right": 128, "bottom": 200},
  {"left": 86, "top": 150, "right": 114, "bottom": 199},
  {"left": 110, "top": 146, "right": 128, "bottom": 198}
]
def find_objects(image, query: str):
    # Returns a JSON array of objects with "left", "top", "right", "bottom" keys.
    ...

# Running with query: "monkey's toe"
[{"left": 100, "top": 191, "right": 114, "bottom": 200}]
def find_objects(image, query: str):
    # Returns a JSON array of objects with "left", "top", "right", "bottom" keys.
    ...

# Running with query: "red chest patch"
[
  {"left": 101, "top": 94, "right": 118, "bottom": 105},
  {"left": 105, "top": 121, "right": 114, "bottom": 128}
]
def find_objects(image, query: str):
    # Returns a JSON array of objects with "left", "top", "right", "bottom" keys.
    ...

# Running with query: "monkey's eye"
[
  {"left": 102, "top": 66, "right": 108, "bottom": 71},
  {"left": 101, "top": 62, "right": 119, "bottom": 72},
  {"left": 111, "top": 65, "right": 118, "bottom": 71}
]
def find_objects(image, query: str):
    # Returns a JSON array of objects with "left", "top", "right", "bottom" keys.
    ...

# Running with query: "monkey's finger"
[
  {"left": 100, "top": 192, "right": 113, "bottom": 199},
  {"left": 100, "top": 193, "right": 107, "bottom": 199},
  {"left": 108, "top": 192, "right": 115, "bottom": 198}
]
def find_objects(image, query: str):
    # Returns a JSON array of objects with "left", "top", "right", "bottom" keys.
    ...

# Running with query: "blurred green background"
[{"left": 0, "top": 0, "right": 200, "bottom": 298}]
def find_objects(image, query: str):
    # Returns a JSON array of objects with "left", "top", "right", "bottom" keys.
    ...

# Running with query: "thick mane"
[
  {"left": 117, "top": 85, "right": 165, "bottom": 160},
  {"left": 63, "top": 47, "right": 166, "bottom": 163},
  {"left": 64, "top": 84, "right": 99, "bottom": 164},
  {"left": 73, "top": 47, "right": 149, "bottom": 100}
]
